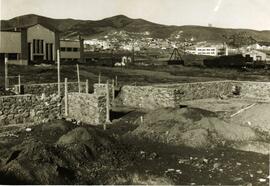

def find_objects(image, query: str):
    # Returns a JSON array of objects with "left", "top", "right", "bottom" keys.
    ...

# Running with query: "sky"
[{"left": 0, "top": 0, "right": 270, "bottom": 30}]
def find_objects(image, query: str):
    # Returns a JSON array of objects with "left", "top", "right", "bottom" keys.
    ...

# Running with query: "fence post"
[
  {"left": 64, "top": 78, "right": 68, "bottom": 117},
  {"left": 112, "top": 79, "right": 115, "bottom": 101},
  {"left": 104, "top": 80, "right": 110, "bottom": 130},
  {"left": 57, "top": 50, "right": 61, "bottom": 97},
  {"left": 115, "top": 75, "right": 118, "bottom": 87},
  {"left": 18, "top": 74, "right": 21, "bottom": 94},
  {"left": 76, "top": 64, "right": 81, "bottom": 93},
  {"left": 98, "top": 73, "right": 101, "bottom": 86},
  {"left": 86, "top": 79, "right": 89, "bottom": 93},
  {"left": 4, "top": 56, "right": 8, "bottom": 90}
]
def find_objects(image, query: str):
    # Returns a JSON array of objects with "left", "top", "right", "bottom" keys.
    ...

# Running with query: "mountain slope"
[{"left": 1, "top": 14, "right": 270, "bottom": 43}]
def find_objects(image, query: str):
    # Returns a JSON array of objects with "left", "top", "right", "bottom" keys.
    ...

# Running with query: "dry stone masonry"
[
  {"left": 65, "top": 93, "right": 106, "bottom": 125},
  {"left": 14, "top": 82, "right": 87, "bottom": 96},
  {"left": 0, "top": 94, "right": 62, "bottom": 125}
]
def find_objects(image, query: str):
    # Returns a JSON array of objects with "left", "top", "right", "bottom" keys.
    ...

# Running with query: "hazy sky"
[{"left": 1, "top": 0, "right": 270, "bottom": 30}]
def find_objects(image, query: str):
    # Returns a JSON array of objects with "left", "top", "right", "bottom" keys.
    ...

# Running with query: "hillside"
[{"left": 1, "top": 14, "right": 270, "bottom": 44}]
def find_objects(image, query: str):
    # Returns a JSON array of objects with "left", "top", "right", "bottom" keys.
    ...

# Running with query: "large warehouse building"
[{"left": 0, "top": 23, "right": 83, "bottom": 65}]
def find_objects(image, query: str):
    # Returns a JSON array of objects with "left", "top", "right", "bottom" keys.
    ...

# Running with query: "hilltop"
[{"left": 1, "top": 14, "right": 270, "bottom": 44}]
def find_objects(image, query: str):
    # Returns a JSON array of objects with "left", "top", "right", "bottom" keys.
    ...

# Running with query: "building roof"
[{"left": 0, "top": 22, "right": 60, "bottom": 33}]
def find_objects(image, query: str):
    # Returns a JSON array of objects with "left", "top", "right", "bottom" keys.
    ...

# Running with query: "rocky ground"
[{"left": 0, "top": 105, "right": 269, "bottom": 185}]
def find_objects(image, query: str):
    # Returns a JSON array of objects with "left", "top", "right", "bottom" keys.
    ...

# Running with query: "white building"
[{"left": 196, "top": 47, "right": 217, "bottom": 56}]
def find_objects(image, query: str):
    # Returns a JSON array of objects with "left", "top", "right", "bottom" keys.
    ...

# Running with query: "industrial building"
[
  {"left": 0, "top": 23, "right": 83, "bottom": 65},
  {"left": 60, "top": 39, "right": 84, "bottom": 63}
]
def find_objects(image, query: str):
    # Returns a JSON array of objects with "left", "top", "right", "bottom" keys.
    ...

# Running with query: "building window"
[
  {"left": 33, "top": 39, "right": 36, "bottom": 53},
  {"left": 73, "top": 48, "right": 79, "bottom": 52},
  {"left": 8, "top": 53, "right": 18, "bottom": 60},
  {"left": 33, "top": 39, "right": 44, "bottom": 54},
  {"left": 67, "top": 47, "right": 72, "bottom": 52},
  {"left": 61, "top": 47, "right": 66, "bottom": 52},
  {"left": 37, "top": 40, "right": 40, "bottom": 54}
]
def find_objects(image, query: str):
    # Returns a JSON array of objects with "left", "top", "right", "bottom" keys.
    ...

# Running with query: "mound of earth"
[
  {"left": 0, "top": 120, "right": 133, "bottom": 184},
  {"left": 128, "top": 107, "right": 270, "bottom": 154}
]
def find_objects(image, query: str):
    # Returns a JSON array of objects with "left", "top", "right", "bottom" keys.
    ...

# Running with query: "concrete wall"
[
  {"left": 0, "top": 94, "right": 61, "bottom": 125},
  {"left": 14, "top": 82, "right": 87, "bottom": 96},
  {"left": 0, "top": 31, "right": 21, "bottom": 53},
  {"left": 65, "top": 93, "right": 106, "bottom": 125}
]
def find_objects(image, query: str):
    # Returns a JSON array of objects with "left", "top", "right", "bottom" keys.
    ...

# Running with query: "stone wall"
[
  {"left": 0, "top": 94, "right": 62, "bottom": 125},
  {"left": 116, "top": 81, "right": 234, "bottom": 110},
  {"left": 233, "top": 81, "right": 270, "bottom": 99},
  {"left": 14, "top": 82, "right": 87, "bottom": 96},
  {"left": 94, "top": 83, "right": 113, "bottom": 101},
  {"left": 65, "top": 93, "right": 106, "bottom": 125}
]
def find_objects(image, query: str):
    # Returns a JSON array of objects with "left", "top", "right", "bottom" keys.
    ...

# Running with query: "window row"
[
  {"left": 61, "top": 47, "right": 79, "bottom": 52},
  {"left": 33, "top": 39, "right": 44, "bottom": 54},
  {"left": 198, "top": 52, "right": 215, "bottom": 54},
  {"left": 197, "top": 48, "right": 215, "bottom": 51}
]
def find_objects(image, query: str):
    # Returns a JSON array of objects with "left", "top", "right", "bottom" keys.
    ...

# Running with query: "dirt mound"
[
  {"left": 0, "top": 121, "right": 133, "bottom": 184},
  {"left": 129, "top": 107, "right": 268, "bottom": 153}
]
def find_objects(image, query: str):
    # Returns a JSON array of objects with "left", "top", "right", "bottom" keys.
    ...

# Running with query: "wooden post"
[
  {"left": 18, "top": 74, "right": 21, "bottom": 94},
  {"left": 115, "top": 75, "right": 118, "bottom": 87},
  {"left": 64, "top": 78, "right": 68, "bottom": 117},
  {"left": 4, "top": 56, "right": 8, "bottom": 90},
  {"left": 57, "top": 50, "right": 61, "bottom": 97},
  {"left": 112, "top": 79, "right": 115, "bottom": 101},
  {"left": 98, "top": 73, "right": 101, "bottom": 86},
  {"left": 76, "top": 64, "right": 81, "bottom": 93},
  {"left": 104, "top": 80, "right": 110, "bottom": 130},
  {"left": 85, "top": 79, "right": 89, "bottom": 93}
]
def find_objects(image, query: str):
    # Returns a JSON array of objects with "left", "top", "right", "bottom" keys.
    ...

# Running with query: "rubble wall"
[
  {"left": 14, "top": 82, "right": 87, "bottom": 96},
  {"left": 0, "top": 94, "right": 62, "bottom": 125},
  {"left": 116, "top": 81, "right": 234, "bottom": 110},
  {"left": 65, "top": 93, "right": 106, "bottom": 125},
  {"left": 233, "top": 81, "right": 270, "bottom": 99}
]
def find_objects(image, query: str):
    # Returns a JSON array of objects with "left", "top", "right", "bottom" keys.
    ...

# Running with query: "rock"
[
  {"left": 57, "top": 127, "right": 93, "bottom": 145},
  {"left": 181, "top": 129, "right": 209, "bottom": 148}
]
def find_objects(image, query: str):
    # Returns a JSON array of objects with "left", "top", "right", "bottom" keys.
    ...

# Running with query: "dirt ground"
[
  {"left": 2, "top": 64, "right": 270, "bottom": 90},
  {"left": 0, "top": 106, "right": 269, "bottom": 185}
]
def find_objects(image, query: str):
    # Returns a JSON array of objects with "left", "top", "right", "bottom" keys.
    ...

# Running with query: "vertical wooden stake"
[
  {"left": 64, "top": 78, "right": 68, "bottom": 117},
  {"left": 86, "top": 79, "right": 89, "bottom": 93},
  {"left": 112, "top": 79, "right": 115, "bottom": 101},
  {"left": 4, "top": 56, "right": 8, "bottom": 90},
  {"left": 98, "top": 73, "right": 101, "bottom": 86},
  {"left": 115, "top": 75, "right": 118, "bottom": 87},
  {"left": 104, "top": 80, "right": 110, "bottom": 130},
  {"left": 76, "top": 64, "right": 81, "bottom": 93},
  {"left": 57, "top": 50, "right": 61, "bottom": 97},
  {"left": 18, "top": 74, "right": 21, "bottom": 94}
]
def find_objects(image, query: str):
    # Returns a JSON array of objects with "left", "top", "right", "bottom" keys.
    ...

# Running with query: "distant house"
[
  {"left": 196, "top": 47, "right": 217, "bottom": 56},
  {"left": 243, "top": 50, "right": 267, "bottom": 61}
]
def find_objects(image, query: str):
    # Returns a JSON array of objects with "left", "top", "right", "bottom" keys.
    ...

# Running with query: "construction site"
[{"left": 0, "top": 53, "right": 269, "bottom": 185}]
